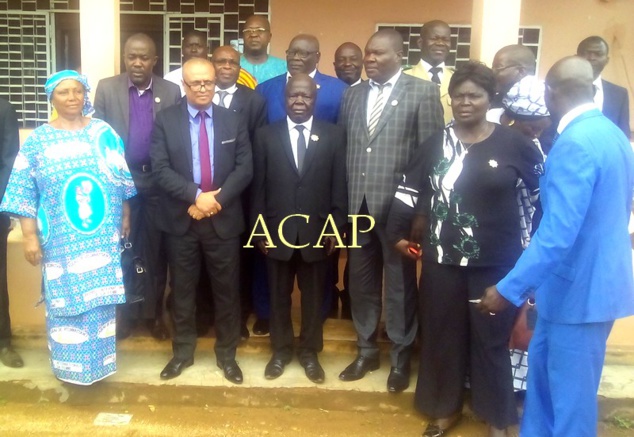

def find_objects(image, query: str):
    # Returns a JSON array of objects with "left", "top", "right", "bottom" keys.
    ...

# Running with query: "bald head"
[
  {"left": 545, "top": 56, "right": 594, "bottom": 120},
  {"left": 418, "top": 20, "right": 451, "bottom": 66},
  {"left": 369, "top": 29, "right": 404, "bottom": 53},
  {"left": 286, "top": 34, "right": 321, "bottom": 75},
  {"left": 334, "top": 42, "right": 363, "bottom": 85},
  {"left": 212, "top": 46, "right": 241, "bottom": 89},
  {"left": 182, "top": 58, "right": 216, "bottom": 110},
  {"left": 364, "top": 30, "right": 403, "bottom": 84},
  {"left": 492, "top": 44, "right": 536, "bottom": 96},
  {"left": 286, "top": 73, "right": 316, "bottom": 123},
  {"left": 243, "top": 15, "right": 273, "bottom": 57}
]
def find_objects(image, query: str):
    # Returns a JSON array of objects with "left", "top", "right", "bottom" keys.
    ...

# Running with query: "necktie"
[
  {"left": 217, "top": 90, "right": 229, "bottom": 108},
  {"left": 368, "top": 83, "right": 388, "bottom": 136},
  {"left": 429, "top": 67, "right": 442, "bottom": 85},
  {"left": 198, "top": 111, "right": 212, "bottom": 192},
  {"left": 295, "top": 125, "right": 306, "bottom": 172}
]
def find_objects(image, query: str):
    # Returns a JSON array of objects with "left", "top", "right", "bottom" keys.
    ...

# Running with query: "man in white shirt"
[{"left": 165, "top": 30, "right": 209, "bottom": 96}]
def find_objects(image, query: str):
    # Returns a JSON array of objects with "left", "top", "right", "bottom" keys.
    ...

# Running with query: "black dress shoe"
[
  {"left": 160, "top": 357, "right": 194, "bottom": 380},
  {"left": 264, "top": 356, "right": 291, "bottom": 380},
  {"left": 0, "top": 346, "right": 24, "bottom": 368},
  {"left": 339, "top": 355, "right": 380, "bottom": 381},
  {"left": 147, "top": 318, "right": 169, "bottom": 341},
  {"left": 252, "top": 318, "right": 270, "bottom": 336},
  {"left": 299, "top": 355, "right": 325, "bottom": 384},
  {"left": 218, "top": 360, "right": 243, "bottom": 384},
  {"left": 387, "top": 366, "right": 410, "bottom": 393}
]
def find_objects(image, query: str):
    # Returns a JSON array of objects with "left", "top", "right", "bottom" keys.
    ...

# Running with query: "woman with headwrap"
[{"left": 0, "top": 70, "right": 136, "bottom": 385}]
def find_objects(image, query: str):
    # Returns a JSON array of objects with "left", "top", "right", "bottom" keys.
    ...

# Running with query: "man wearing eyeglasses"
[
  {"left": 405, "top": 20, "right": 454, "bottom": 125},
  {"left": 490, "top": 44, "right": 536, "bottom": 109},
  {"left": 240, "top": 15, "right": 286, "bottom": 84},
  {"left": 150, "top": 58, "right": 252, "bottom": 384},
  {"left": 256, "top": 34, "right": 348, "bottom": 124}
]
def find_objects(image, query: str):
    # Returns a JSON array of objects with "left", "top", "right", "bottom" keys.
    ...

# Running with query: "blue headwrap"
[{"left": 44, "top": 70, "right": 95, "bottom": 116}]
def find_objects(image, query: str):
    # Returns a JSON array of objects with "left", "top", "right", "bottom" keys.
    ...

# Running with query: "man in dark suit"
[
  {"left": 94, "top": 33, "right": 181, "bottom": 340},
  {"left": 0, "top": 98, "right": 21, "bottom": 368},
  {"left": 577, "top": 35, "right": 631, "bottom": 138},
  {"left": 250, "top": 74, "right": 347, "bottom": 383},
  {"left": 334, "top": 42, "right": 364, "bottom": 86},
  {"left": 339, "top": 29, "right": 443, "bottom": 392},
  {"left": 256, "top": 34, "right": 348, "bottom": 124},
  {"left": 479, "top": 56, "right": 634, "bottom": 437},
  {"left": 150, "top": 58, "right": 252, "bottom": 384},
  {"left": 209, "top": 45, "right": 267, "bottom": 339}
]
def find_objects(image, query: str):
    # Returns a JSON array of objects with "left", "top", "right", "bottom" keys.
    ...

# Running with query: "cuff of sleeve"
[{"left": 497, "top": 276, "right": 530, "bottom": 308}]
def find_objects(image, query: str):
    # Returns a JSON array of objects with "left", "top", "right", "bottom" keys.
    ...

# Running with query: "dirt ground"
[{"left": 0, "top": 398, "right": 631, "bottom": 437}]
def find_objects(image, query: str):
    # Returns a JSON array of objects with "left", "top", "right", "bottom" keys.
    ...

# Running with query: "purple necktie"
[{"left": 198, "top": 111, "right": 212, "bottom": 192}]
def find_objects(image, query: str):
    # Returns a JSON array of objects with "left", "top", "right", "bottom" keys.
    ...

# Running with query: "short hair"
[
  {"left": 420, "top": 20, "right": 450, "bottom": 39},
  {"left": 371, "top": 29, "right": 404, "bottom": 52},
  {"left": 448, "top": 61, "right": 497, "bottom": 101},
  {"left": 183, "top": 30, "right": 207, "bottom": 44},
  {"left": 577, "top": 35, "right": 609, "bottom": 55}
]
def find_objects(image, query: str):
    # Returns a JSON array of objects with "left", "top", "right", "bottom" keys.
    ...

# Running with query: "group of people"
[{"left": 0, "top": 14, "right": 632, "bottom": 437}]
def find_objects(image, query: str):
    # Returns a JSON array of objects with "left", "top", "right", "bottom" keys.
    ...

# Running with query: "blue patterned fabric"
[
  {"left": 1, "top": 118, "right": 136, "bottom": 384},
  {"left": 47, "top": 305, "right": 117, "bottom": 385}
]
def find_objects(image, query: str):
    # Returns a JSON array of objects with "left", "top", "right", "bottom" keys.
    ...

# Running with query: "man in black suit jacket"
[
  {"left": 577, "top": 35, "right": 631, "bottom": 139},
  {"left": 150, "top": 58, "right": 252, "bottom": 384},
  {"left": 0, "top": 98, "right": 21, "bottom": 368},
  {"left": 94, "top": 33, "right": 181, "bottom": 340},
  {"left": 208, "top": 45, "right": 268, "bottom": 339},
  {"left": 249, "top": 74, "right": 347, "bottom": 383}
]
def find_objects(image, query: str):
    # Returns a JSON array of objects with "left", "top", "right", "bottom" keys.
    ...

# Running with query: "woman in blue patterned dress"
[{"left": 0, "top": 70, "right": 136, "bottom": 385}]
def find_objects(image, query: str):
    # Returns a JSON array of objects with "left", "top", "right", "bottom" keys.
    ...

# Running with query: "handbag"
[
  {"left": 509, "top": 298, "right": 537, "bottom": 351},
  {"left": 120, "top": 237, "right": 148, "bottom": 305}
]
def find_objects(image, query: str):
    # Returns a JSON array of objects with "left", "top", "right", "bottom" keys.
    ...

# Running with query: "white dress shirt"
[
  {"left": 557, "top": 103, "right": 596, "bottom": 134},
  {"left": 420, "top": 59, "right": 446, "bottom": 83},
  {"left": 287, "top": 116, "right": 313, "bottom": 167},
  {"left": 367, "top": 69, "right": 401, "bottom": 125},
  {"left": 593, "top": 76, "right": 604, "bottom": 112},
  {"left": 213, "top": 84, "right": 238, "bottom": 108}
]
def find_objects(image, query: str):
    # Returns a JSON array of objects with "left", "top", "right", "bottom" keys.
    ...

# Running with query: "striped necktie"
[
  {"left": 368, "top": 83, "right": 389, "bottom": 136},
  {"left": 217, "top": 90, "right": 229, "bottom": 108}
]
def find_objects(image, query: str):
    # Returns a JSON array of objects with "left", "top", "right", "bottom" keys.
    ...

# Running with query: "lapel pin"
[
  {"left": 310, "top": 134, "right": 319, "bottom": 142},
  {"left": 154, "top": 97, "right": 161, "bottom": 103},
  {"left": 489, "top": 159, "right": 498, "bottom": 168},
  {"left": 316, "top": 84, "right": 321, "bottom": 90},
  {"left": 391, "top": 100, "right": 398, "bottom": 106}
]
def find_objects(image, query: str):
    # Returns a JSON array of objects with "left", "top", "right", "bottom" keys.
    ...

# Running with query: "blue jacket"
[
  {"left": 498, "top": 109, "right": 634, "bottom": 324},
  {"left": 256, "top": 71, "right": 348, "bottom": 124}
]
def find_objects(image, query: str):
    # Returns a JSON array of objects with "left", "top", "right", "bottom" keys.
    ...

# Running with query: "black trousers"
[
  {"left": 414, "top": 262, "right": 518, "bottom": 429},
  {"left": 0, "top": 214, "right": 11, "bottom": 348},
  {"left": 266, "top": 251, "right": 327, "bottom": 360},
  {"left": 166, "top": 219, "right": 240, "bottom": 362}
]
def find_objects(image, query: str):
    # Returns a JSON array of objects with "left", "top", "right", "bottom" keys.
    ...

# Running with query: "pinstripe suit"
[{"left": 340, "top": 72, "right": 443, "bottom": 366}]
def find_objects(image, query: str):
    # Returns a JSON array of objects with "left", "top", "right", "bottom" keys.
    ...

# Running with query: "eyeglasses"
[
  {"left": 242, "top": 27, "right": 268, "bottom": 36},
  {"left": 493, "top": 64, "right": 520, "bottom": 73},
  {"left": 183, "top": 80, "right": 215, "bottom": 91},
  {"left": 212, "top": 58, "right": 240, "bottom": 67},
  {"left": 285, "top": 50, "right": 318, "bottom": 60}
]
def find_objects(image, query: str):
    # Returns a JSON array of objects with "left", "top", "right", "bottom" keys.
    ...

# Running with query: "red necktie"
[{"left": 198, "top": 111, "right": 212, "bottom": 192}]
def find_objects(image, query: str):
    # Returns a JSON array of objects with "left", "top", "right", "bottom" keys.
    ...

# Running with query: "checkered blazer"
[{"left": 340, "top": 73, "right": 443, "bottom": 224}]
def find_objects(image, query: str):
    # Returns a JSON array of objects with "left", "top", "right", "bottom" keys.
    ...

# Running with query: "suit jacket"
[
  {"left": 93, "top": 73, "right": 181, "bottom": 145},
  {"left": 256, "top": 71, "right": 348, "bottom": 124},
  {"left": 227, "top": 84, "right": 267, "bottom": 143},
  {"left": 498, "top": 109, "right": 634, "bottom": 324},
  {"left": 251, "top": 119, "right": 347, "bottom": 262},
  {"left": 602, "top": 79, "right": 631, "bottom": 139},
  {"left": 150, "top": 100, "right": 253, "bottom": 238},
  {"left": 0, "top": 98, "right": 19, "bottom": 203},
  {"left": 405, "top": 63, "right": 454, "bottom": 125},
  {"left": 341, "top": 73, "right": 444, "bottom": 224}
]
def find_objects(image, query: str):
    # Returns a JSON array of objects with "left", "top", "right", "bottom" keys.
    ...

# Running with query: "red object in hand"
[{"left": 408, "top": 245, "right": 422, "bottom": 257}]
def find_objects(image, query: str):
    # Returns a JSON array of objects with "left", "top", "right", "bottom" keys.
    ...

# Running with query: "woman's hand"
[
  {"left": 121, "top": 200, "right": 131, "bottom": 239},
  {"left": 20, "top": 218, "right": 42, "bottom": 266}
]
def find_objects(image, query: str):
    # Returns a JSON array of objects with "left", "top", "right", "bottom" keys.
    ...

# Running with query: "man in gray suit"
[
  {"left": 338, "top": 29, "right": 443, "bottom": 392},
  {"left": 94, "top": 33, "right": 181, "bottom": 340}
]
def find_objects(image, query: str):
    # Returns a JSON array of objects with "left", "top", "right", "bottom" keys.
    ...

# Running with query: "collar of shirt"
[
  {"left": 286, "top": 69, "right": 317, "bottom": 81},
  {"left": 557, "top": 103, "right": 596, "bottom": 134},
  {"left": 128, "top": 77, "right": 154, "bottom": 96},
  {"left": 187, "top": 103, "right": 213, "bottom": 120},
  {"left": 287, "top": 116, "right": 313, "bottom": 134},
  {"left": 215, "top": 84, "right": 238, "bottom": 94},
  {"left": 420, "top": 59, "right": 446, "bottom": 73},
  {"left": 369, "top": 69, "right": 402, "bottom": 90},
  {"left": 593, "top": 75, "right": 604, "bottom": 111},
  {"left": 351, "top": 78, "right": 363, "bottom": 87}
]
